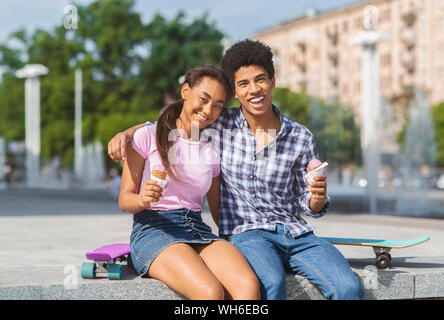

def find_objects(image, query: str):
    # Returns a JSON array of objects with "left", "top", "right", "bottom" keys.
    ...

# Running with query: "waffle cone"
[{"left": 152, "top": 170, "right": 168, "bottom": 180}]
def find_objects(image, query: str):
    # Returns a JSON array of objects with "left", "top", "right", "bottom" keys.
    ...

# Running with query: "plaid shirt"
[{"left": 203, "top": 105, "right": 330, "bottom": 237}]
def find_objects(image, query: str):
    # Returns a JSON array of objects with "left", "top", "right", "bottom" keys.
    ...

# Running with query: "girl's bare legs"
[
  {"left": 147, "top": 243, "right": 225, "bottom": 300},
  {"left": 147, "top": 241, "right": 260, "bottom": 300},
  {"left": 192, "top": 240, "right": 261, "bottom": 300}
]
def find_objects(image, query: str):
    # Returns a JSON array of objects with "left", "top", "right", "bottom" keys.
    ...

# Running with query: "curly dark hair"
[{"left": 221, "top": 39, "right": 275, "bottom": 91}]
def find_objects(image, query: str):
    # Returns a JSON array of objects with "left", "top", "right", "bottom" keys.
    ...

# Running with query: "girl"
[{"left": 119, "top": 65, "right": 260, "bottom": 300}]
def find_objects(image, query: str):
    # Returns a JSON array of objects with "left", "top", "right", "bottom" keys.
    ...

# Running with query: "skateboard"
[
  {"left": 320, "top": 236, "right": 430, "bottom": 269},
  {"left": 81, "top": 243, "right": 131, "bottom": 280}
]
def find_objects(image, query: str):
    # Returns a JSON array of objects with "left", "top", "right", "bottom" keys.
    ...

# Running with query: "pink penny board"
[{"left": 85, "top": 243, "right": 130, "bottom": 262}]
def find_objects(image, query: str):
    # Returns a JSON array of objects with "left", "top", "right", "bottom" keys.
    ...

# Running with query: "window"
[
  {"left": 379, "top": 8, "right": 391, "bottom": 23},
  {"left": 381, "top": 53, "right": 392, "bottom": 67},
  {"left": 440, "top": 41, "right": 444, "bottom": 58},
  {"left": 437, "top": 18, "right": 444, "bottom": 32},
  {"left": 381, "top": 75, "right": 392, "bottom": 89},
  {"left": 342, "top": 83, "right": 349, "bottom": 96},
  {"left": 439, "top": 67, "right": 444, "bottom": 84},
  {"left": 343, "top": 20, "right": 349, "bottom": 32},
  {"left": 311, "top": 47, "right": 320, "bottom": 61},
  {"left": 354, "top": 16, "right": 362, "bottom": 29},
  {"left": 355, "top": 81, "right": 361, "bottom": 94}
]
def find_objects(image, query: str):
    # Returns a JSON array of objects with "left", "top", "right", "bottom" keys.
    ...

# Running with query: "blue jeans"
[{"left": 227, "top": 225, "right": 363, "bottom": 300}]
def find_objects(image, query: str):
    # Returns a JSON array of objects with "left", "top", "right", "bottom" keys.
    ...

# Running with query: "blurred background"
[{"left": 0, "top": 0, "right": 443, "bottom": 218}]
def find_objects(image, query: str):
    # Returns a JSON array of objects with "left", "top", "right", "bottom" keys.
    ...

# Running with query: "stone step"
[{"left": 2, "top": 256, "right": 444, "bottom": 300}]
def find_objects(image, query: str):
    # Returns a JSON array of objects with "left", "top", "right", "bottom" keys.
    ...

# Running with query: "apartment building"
[{"left": 253, "top": 0, "right": 444, "bottom": 124}]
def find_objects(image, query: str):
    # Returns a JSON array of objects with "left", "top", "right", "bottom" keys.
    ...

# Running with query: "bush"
[
  {"left": 96, "top": 111, "right": 159, "bottom": 169},
  {"left": 431, "top": 102, "right": 444, "bottom": 167}
]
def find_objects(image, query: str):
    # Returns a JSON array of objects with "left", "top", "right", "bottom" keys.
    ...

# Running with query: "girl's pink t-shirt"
[{"left": 131, "top": 124, "right": 220, "bottom": 212}]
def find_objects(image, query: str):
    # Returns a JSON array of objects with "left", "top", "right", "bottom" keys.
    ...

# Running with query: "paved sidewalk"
[{"left": 0, "top": 187, "right": 443, "bottom": 268}]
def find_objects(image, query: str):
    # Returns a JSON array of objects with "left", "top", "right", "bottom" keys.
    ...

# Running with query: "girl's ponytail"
[{"left": 156, "top": 100, "right": 183, "bottom": 181}]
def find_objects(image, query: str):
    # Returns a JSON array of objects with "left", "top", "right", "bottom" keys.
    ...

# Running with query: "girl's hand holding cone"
[{"left": 139, "top": 180, "right": 164, "bottom": 208}]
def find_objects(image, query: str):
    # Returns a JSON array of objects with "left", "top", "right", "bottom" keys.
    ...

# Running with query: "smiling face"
[
  {"left": 180, "top": 76, "right": 227, "bottom": 129},
  {"left": 233, "top": 65, "right": 275, "bottom": 118}
]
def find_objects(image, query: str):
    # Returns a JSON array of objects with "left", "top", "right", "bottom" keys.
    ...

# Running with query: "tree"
[
  {"left": 0, "top": 73, "right": 25, "bottom": 141},
  {"left": 308, "top": 100, "right": 361, "bottom": 167},
  {"left": 75, "top": 0, "right": 148, "bottom": 85},
  {"left": 28, "top": 27, "right": 84, "bottom": 166},
  {"left": 0, "top": 0, "right": 227, "bottom": 172},
  {"left": 0, "top": 29, "right": 30, "bottom": 141},
  {"left": 271, "top": 87, "right": 361, "bottom": 166},
  {"left": 397, "top": 97, "right": 442, "bottom": 169},
  {"left": 431, "top": 102, "right": 444, "bottom": 167},
  {"left": 141, "top": 11, "right": 225, "bottom": 104},
  {"left": 272, "top": 87, "right": 310, "bottom": 126}
]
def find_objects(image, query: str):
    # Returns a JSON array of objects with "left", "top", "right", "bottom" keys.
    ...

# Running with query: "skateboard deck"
[
  {"left": 81, "top": 243, "right": 131, "bottom": 280},
  {"left": 320, "top": 236, "right": 430, "bottom": 269}
]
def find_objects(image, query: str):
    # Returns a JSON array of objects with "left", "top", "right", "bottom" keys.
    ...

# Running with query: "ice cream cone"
[
  {"left": 150, "top": 165, "right": 168, "bottom": 206},
  {"left": 305, "top": 159, "right": 328, "bottom": 184},
  {"left": 152, "top": 170, "right": 168, "bottom": 180},
  {"left": 308, "top": 159, "right": 322, "bottom": 172}
]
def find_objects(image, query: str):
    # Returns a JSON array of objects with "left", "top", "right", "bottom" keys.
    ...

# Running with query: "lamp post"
[
  {"left": 74, "top": 68, "right": 83, "bottom": 179},
  {"left": 16, "top": 64, "right": 49, "bottom": 187},
  {"left": 349, "top": 6, "right": 389, "bottom": 214},
  {"left": 0, "top": 136, "right": 5, "bottom": 189}
]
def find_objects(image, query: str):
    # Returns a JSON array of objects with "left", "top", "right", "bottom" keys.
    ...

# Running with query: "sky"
[{"left": 0, "top": 0, "right": 364, "bottom": 43}]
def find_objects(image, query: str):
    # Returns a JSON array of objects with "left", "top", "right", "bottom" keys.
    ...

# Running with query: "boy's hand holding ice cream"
[
  {"left": 139, "top": 165, "right": 168, "bottom": 208},
  {"left": 305, "top": 159, "right": 328, "bottom": 212}
]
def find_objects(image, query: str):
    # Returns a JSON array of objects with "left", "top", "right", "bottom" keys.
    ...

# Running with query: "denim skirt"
[{"left": 129, "top": 208, "right": 222, "bottom": 276}]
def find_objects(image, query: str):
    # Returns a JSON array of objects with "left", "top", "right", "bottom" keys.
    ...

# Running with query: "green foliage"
[
  {"left": 0, "top": 0, "right": 225, "bottom": 170},
  {"left": 308, "top": 100, "right": 361, "bottom": 166},
  {"left": 431, "top": 102, "right": 444, "bottom": 167},
  {"left": 41, "top": 119, "right": 74, "bottom": 167},
  {"left": 141, "top": 11, "right": 224, "bottom": 100},
  {"left": 75, "top": 0, "right": 148, "bottom": 84},
  {"left": 228, "top": 87, "right": 361, "bottom": 166},
  {"left": 226, "top": 99, "right": 240, "bottom": 108},
  {"left": 272, "top": 87, "right": 310, "bottom": 126},
  {"left": 272, "top": 87, "right": 361, "bottom": 166},
  {"left": 96, "top": 110, "right": 159, "bottom": 169},
  {"left": 0, "top": 45, "right": 24, "bottom": 71},
  {"left": 0, "top": 73, "right": 25, "bottom": 140},
  {"left": 397, "top": 102, "right": 443, "bottom": 168},
  {"left": 396, "top": 121, "right": 406, "bottom": 152}
]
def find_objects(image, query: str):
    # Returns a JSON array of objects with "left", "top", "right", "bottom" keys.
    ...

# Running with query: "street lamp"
[
  {"left": 16, "top": 64, "right": 49, "bottom": 187},
  {"left": 74, "top": 68, "right": 82, "bottom": 179},
  {"left": 349, "top": 6, "right": 389, "bottom": 215}
]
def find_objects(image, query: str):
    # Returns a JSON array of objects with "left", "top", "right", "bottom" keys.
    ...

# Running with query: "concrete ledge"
[{"left": 1, "top": 256, "right": 444, "bottom": 300}]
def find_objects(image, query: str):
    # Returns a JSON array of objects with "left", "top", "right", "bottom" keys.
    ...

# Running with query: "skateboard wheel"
[
  {"left": 127, "top": 253, "right": 133, "bottom": 269},
  {"left": 81, "top": 263, "right": 97, "bottom": 279},
  {"left": 107, "top": 264, "right": 123, "bottom": 280},
  {"left": 376, "top": 254, "right": 390, "bottom": 269}
]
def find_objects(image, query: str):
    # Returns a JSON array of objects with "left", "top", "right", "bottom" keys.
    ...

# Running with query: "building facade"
[{"left": 253, "top": 0, "right": 444, "bottom": 125}]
